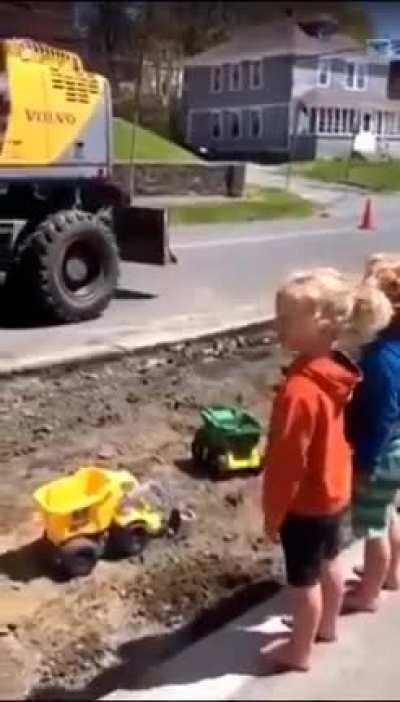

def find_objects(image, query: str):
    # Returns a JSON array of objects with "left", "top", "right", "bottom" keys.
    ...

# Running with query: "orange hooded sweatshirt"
[{"left": 263, "top": 352, "right": 361, "bottom": 534}]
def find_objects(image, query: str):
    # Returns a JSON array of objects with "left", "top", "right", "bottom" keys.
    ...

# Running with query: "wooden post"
[
  {"left": 345, "top": 111, "right": 360, "bottom": 182},
  {"left": 286, "top": 102, "right": 299, "bottom": 190}
]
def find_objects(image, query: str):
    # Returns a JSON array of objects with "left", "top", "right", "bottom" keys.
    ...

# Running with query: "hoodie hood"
[{"left": 288, "top": 351, "right": 361, "bottom": 406}]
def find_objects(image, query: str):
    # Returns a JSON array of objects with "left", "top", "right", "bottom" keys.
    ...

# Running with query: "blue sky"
[{"left": 363, "top": 2, "right": 400, "bottom": 38}]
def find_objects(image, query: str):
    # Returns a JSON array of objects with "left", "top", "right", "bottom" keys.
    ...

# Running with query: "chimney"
[{"left": 299, "top": 13, "right": 339, "bottom": 39}]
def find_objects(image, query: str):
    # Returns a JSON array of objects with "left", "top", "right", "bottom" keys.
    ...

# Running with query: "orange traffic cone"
[{"left": 359, "top": 197, "right": 376, "bottom": 230}]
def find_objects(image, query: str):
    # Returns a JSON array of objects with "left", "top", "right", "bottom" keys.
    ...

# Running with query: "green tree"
[
  {"left": 86, "top": 1, "right": 136, "bottom": 95},
  {"left": 337, "top": 4, "right": 373, "bottom": 44}
]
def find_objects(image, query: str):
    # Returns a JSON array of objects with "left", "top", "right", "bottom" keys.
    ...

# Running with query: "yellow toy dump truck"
[
  {"left": 34, "top": 466, "right": 179, "bottom": 578},
  {"left": 0, "top": 38, "right": 173, "bottom": 323}
]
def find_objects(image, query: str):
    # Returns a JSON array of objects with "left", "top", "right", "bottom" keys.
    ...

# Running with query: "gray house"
[{"left": 181, "top": 14, "right": 400, "bottom": 160}]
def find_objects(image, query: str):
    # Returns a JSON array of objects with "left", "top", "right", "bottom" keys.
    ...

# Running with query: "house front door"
[
  {"left": 362, "top": 111, "right": 375, "bottom": 133},
  {"left": 354, "top": 110, "right": 377, "bottom": 154}
]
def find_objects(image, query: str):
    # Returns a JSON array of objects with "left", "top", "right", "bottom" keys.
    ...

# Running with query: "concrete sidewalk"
[
  {"left": 136, "top": 163, "right": 366, "bottom": 213},
  {"left": 103, "top": 539, "right": 400, "bottom": 701},
  {"left": 245, "top": 163, "right": 367, "bottom": 211}
]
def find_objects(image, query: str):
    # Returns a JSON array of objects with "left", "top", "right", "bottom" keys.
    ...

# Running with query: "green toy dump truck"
[{"left": 191, "top": 405, "right": 262, "bottom": 476}]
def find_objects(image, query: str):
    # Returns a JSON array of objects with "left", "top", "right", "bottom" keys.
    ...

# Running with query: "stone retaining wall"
[{"left": 113, "top": 162, "right": 246, "bottom": 198}]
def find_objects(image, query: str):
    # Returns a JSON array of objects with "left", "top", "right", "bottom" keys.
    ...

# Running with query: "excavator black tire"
[{"left": 12, "top": 209, "right": 119, "bottom": 323}]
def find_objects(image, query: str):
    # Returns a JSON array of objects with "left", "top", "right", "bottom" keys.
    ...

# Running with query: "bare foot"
[
  {"left": 353, "top": 565, "right": 400, "bottom": 591},
  {"left": 280, "top": 616, "right": 336, "bottom": 643},
  {"left": 315, "top": 630, "right": 337, "bottom": 643},
  {"left": 383, "top": 574, "right": 400, "bottom": 591},
  {"left": 342, "top": 590, "right": 382, "bottom": 614},
  {"left": 261, "top": 641, "right": 310, "bottom": 673}
]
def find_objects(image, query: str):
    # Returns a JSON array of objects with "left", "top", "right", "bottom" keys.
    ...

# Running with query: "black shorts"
[{"left": 280, "top": 511, "right": 345, "bottom": 588}]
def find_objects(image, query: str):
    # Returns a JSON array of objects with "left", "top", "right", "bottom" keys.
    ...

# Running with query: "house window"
[
  {"left": 349, "top": 109, "right": 358, "bottom": 132},
  {"left": 384, "top": 111, "right": 396, "bottom": 135},
  {"left": 327, "top": 108, "right": 333, "bottom": 132},
  {"left": 356, "top": 63, "right": 367, "bottom": 90},
  {"left": 342, "top": 108, "right": 349, "bottom": 133},
  {"left": 249, "top": 61, "right": 262, "bottom": 89},
  {"left": 318, "top": 107, "right": 326, "bottom": 133},
  {"left": 345, "top": 61, "right": 368, "bottom": 90},
  {"left": 186, "top": 111, "right": 193, "bottom": 142},
  {"left": 227, "top": 110, "right": 242, "bottom": 139},
  {"left": 176, "top": 71, "right": 184, "bottom": 98},
  {"left": 334, "top": 108, "right": 341, "bottom": 133},
  {"left": 388, "top": 61, "right": 400, "bottom": 100},
  {"left": 377, "top": 111, "right": 383, "bottom": 135},
  {"left": 314, "top": 106, "right": 362, "bottom": 135},
  {"left": 317, "top": 59, "right": 331, "bottom": 87},
  {"left": 210, "top": 111, "right": 223, "bottom": 140},
  {"left": 346, "top": 62, "right": 355, "bottom": 89},
  {"left": 297, "top": 105, "right": 309, "bottom": 134},
  {"left": 309, "top": 107, "right": 317, "bottom": 133},
  {"left": 249, "top": 108, "right": 262, "bottom": 138},
  {"left": 229, "top": 63, "right": 242, "bottom": 91},
  {"left": 363, "top": 112, "right": 371, "bottom": 131},
  {"left": 210, "top": 66, "right": 223, "bottom": 93}
]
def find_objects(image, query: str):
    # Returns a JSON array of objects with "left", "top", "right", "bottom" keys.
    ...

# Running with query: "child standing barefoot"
[
  {"left": 262, "top": 269, "right": 391, "bottom": 672},
  {"left": 345, "top": 256, "right": 400, "bottom": 612}
]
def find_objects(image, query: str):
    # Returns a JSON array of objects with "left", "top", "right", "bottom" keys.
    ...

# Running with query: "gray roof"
[
  {"left": 299, "top": 88, "right": 400, "bottom": 111},
  {"left": 184, "top": 19, "right": 360, "bottom": 67}
]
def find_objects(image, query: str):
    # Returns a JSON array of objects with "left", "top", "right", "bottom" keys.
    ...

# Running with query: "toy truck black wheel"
[
  {"left": 216, "top": 452, "right": 229, "bottom": 473},
  {"left": 108, "top": 523, "right": 149, "bottom": 559},
  {"left": 38, "top": 534, "right": 102, "bottom": 578},
  {"left": 46, "top": 536, "right": 98, "bottom": 578},
  {"left": 207, "top": 448, "right": 227, "bottom": 477},
  {"left": 191, "top": 429, "right": 210, "bottom": 469},
  {"left": 18, "top": 210, "right": 119, "bottom": 323},
  {"left": 192, "top": 431, "right": 223, "bottom": 477}
]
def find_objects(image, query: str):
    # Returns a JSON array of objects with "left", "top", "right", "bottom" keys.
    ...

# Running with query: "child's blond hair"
[
  {"left": 364, "top": 252, "right": 399, "bottom": 280},
  {"left": 277, "top": 267, "right": 392, "bottom": 344},
  {"left": 363, "top": 253, "right": 400, "bottom": 312}
]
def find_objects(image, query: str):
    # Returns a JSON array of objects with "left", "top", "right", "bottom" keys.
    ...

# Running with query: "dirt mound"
[{"left": 0, "top": 332, "right": 286, "bottom": 698}]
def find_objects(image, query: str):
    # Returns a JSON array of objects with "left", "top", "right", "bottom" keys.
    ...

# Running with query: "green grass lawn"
[
  {"left": 296, "top": 159, "right": 400, "bottom": 192},
  {"left": 113, "top": 118, "right": 199, "bottom": 162},
  {"left": 112, "top": 122, "right": 313, "bottom": 223},
  {"left": 169, "top": 187, "right": 314, "bottom": 225}
]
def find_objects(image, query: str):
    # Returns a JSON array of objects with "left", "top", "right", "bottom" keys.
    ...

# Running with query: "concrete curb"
[{"left": 0, "top": 315, "right": 275, "bottom": 378}]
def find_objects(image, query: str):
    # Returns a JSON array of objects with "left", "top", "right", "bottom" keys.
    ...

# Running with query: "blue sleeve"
[{"left": 349, "top": 350, "right": 399, "bottom": 474}]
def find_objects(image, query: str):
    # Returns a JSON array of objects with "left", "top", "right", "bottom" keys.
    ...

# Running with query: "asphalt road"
[{"left": 1, "top": 193, "right": 400, "bottom": 370}]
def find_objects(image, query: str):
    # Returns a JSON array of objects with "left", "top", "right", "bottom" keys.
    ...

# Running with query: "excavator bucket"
[{"left": 113, "top": 205, "right": 176, "bottom": 266}]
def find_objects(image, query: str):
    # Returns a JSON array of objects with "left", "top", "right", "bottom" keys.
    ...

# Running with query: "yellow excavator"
[{"left": 0, "top": 38, "right": 173, "bottom": 323}]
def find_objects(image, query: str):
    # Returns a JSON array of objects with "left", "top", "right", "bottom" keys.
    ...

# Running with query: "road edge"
[{"left": 0, "top": 316, "right": 276, "bottom": 378}]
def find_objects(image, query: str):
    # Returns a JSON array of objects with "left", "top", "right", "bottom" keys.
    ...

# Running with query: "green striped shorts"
[
  {"left": 353, "top": 438, "right": 400, "bottom": 538},
  {"left": 352, "top": 481, "right": 398, "bottom": 538}
]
